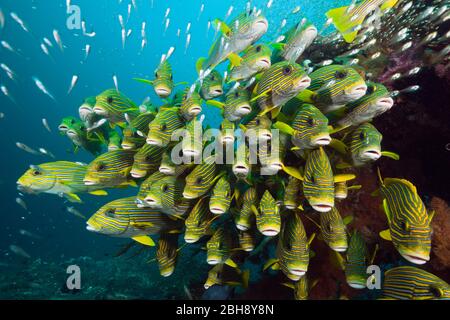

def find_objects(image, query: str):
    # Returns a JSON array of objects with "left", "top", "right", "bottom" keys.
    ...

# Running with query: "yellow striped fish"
[
  {"left": 179, "top": 88, "right": 202, "bottom": 121},
  {"left": 345, "top": 230, "right": 369, "bottom": 289},
  {"left": 204, "top": 263, "right": 249, "bottom": 289},
  {"left": 283, "top": 176, "right": 302, "bottom": 210},
  {"left": 143, "top": 174, "right": 185, "bottom": 216},
  {"left": 222, "top": 87, "right": 252, "bottom": 122},
  {"left": 238, "top": 229, "right": 256, "bottom": 252},
  {"left": 200, "top": 70, "right": 224, "bottom": 100},
  {"left": 228, "top": 44, "right": 272, "bottom": 82},
  {"left": 147, "top": 107, "right": 185, "bottom": 147},
  {"left": 121, "top": 112, "right": 156, "bottom": 150},
  {"left": 136, "top": 171, "right": 167, "bottom": 207},
  {"left": 93, "top": 89, "right": 139, "bottom": 126},
  {"left": 374, "top": 170, "right": 433, "bottom": 265},
  {"left": 256, "top": 61, "right": 311, "bottom": 118},
  {"left": 84, "top": 149, "right": 137, "bottom": 188},
  {"left": 209, "top": 176, "right": 232, "bottom": 215},
  {"left": 183, "top": 156, "right": 221, "bottom": 199},
  {"left": 234, "top": 187, "right": 257, "bottom": 231},
  {"left": 335, "top": 181, "right": 362, "bottom": 200},
  {"left": 254, "top": 190, "right": 281, "bottom": 237},
  {"left": 17, "top": 161, "right": 108, "bottom": 203},
  {"left": 381, "top": 266, "right": 450, "bottom": 300},
  {"left": 184, "top": 197, "right": 215, "bottom": 243},
  {"left": 320, "top": 207, "right": 348, "bottom": 252},
  {"left": 130, "top": 144, "right": 165, "bottom": 179},
  {"left": 206, "top": 226, "right": 235, "bottom": 265},
  {"left": 159, "top": 149, "right": 192, "bottom": 176},
  {"left": 135, "top": 60, "right": 175, "bottom": 98},
  {"left": 218, "top": 118, "right": 236, "bottom": 144},
  {"left": 156, "top": 233, "right": 180, "bottom": 277},
  {"left": 299, "top": 65, "right": 367, "bottom": 113},
  {"left": 86, "top": 197, "right": 181, "bottom": 246}
]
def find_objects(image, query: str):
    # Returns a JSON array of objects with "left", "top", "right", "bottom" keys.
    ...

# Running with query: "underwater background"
[{"left": 0, "top": 0, "right": 449, "bottom": 300}]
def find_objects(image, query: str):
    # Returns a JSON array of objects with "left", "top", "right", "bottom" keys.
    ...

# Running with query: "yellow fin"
[
  {"left": 336, "top": 162, "right": 352, "bottom": 170},
  {"left": 379, "top": 229, "right": 392, "bottom": 241},
  {"left": 380, "top": 0, "right": 399, "bottom": 11},
  {"left": 128, "top": 180, "right": 138, "bottom": 188},
  {"left": 382, "top": 199, "right": 392, "bottom": 225},
  {"left": 228, "top": 52, "right": 243, "bottom": 67},
  {"left": 263, "top": 258, "right": 279, "bottom": 271},
  {"left": 132, "top": 235, "right": 155, "bottom": 246},
  {"left": 213, "top": 19, "right": 232, "bottom": 36},
  {"left": 89, "top": 190, "right": 108, "bottom": 196},
  {"left": 238, "top": 124, "right": 247, "bottom": 132},
  {"left": 296, "top": 89, "right": 316, "bottom": 103},
  {"left": 133, "top": 78, "right": 154, "bottom": 86},
  {"left": 251, "top": 204, "right": 259, "bottom": 216},
  {"left": 205, "top": 100, "right": 225, "bottom": 109},
  {"left": 241, "top": 270, "right": 250, "bottom": 289},
  {"left": 334, "top": 173, "right": 356, "bottom": 183},
  {"left": 326, "top": 5, "right": 365, "bottom": 43},
  {"left": 347, "top": 185, "right": 362, "bottom": 190},
  {"left": 281, "top": 282, "right": 295, "bottom": 290},
  {"left": 65, "top": 193, "right": 82, "bottom": 203},
  {"left": 381, "top": 151, "right": 400, "bottom": 160},
  {"left": 250, "top": 88, "right": 272, "bottom": 103},
  {"left": 196, "top": 57, "right": 206, "bottom": 74},
  {"left": 282, "top": 164, "right": 304, "bottom": 181},
  {"left": 225, "top": 258, "right": 238, "bottom": 269},
  {"left": 271, "top": 107, "right": 281, "bottom": 119},
  {"left": 273, "top": 122, "right": 295, "bottom": 136},
  {"left": 329, "top": 138, "right": 348, "bottom": 155},
  {"left": 308, "top": 233, "right": 316, "bottom": 245},
  {"left": 342, "top": 215, "right": 354, "bottom": 225}
]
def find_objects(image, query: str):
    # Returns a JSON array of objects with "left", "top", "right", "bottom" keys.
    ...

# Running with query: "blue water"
[{"left": 0, "top": 0, "right": 347, "bottom": 298}]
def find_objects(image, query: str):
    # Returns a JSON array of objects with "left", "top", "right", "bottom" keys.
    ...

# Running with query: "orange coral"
[{"left": 429, "top": 197, "right": 450, "bottom": 280}]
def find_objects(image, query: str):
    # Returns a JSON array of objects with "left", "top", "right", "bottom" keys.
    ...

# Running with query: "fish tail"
[{"left": 326, "top": 6, "right": 365, "bottom": 43}]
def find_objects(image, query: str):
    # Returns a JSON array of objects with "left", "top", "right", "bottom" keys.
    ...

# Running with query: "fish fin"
[
  {"left": 329, "top": 138, "right": 348, "bottom": 155},
  {"left": 281, "top": 282, "right": 295, "bottom": 290},
  {"left": 381, "top": 151, "right": 400, "bottom": 160},
  {"left": 251, "top": 204, "right": 259, "bottom": 216},
  {"left": 89, "top": 190, "right": 108, "bottom": 196},
  {"left": 380, "top": 0, "right": 399, "bottom": 11},
  {"left": 273, "top": 122, "right": 295, "bottom": 136},
  {"left": 347, "top": 185, "right": 362, "bottom": 190},
  {"left": 232, "top": 188, "right": 239, "bottom": 201},
  {"left": 250, "top": 88, "right": 272, "bottom": 103},
  {"left": 128, "top": 180, "right": 138, "bottom": 188},
  {"left": 297, "top": 204, "right": 304, "bottom": 211},
  {"left": 270, "top": 43, "right": 286, "bottom": 51},
  {"left": 227, "top": 53, "right": 243, "bottom": 67},
  {"left": 238, "top": 124, "right": 247, "bottom": 132},
  {"left": 334, "top": 174, "right": 356, "bottom": 183},
  {"left": 225, "top": 258, "right": 238, "bottom": 269},
  {"left": 296, "top": 89, "right": 316, "bottom": 104},
  {"left": 330, "top": 125, "right": 350, "bottom": 134},
  {"left": 382, "top": 199, "right": 392, "bottom": 225},
  {"left": 205, "top": 100, "right": 225, "bottom": 109},
  {"left": 196, "top": 57, "right": 206, "bottom": 74},
  {"left": 174, "top": 81, "right": 189, "bottom": 87},
  {"left": 369, "top": 244, "right": 379, "bottom": 265},
  {"left": 333, "top": 251, "right": 346, "bottom": 271},
  {"left": 271, "top": 107, "right": 281, "bottom": 119},
  {"left": 213, "top": 19, "right": 232, "bottom": 37},
  {"left": 65, "top": 193, "right": 82, "bottom": 203},
  {"left": 342, "top": 215, "right": 354, "bottom": 225},
  {"left": 428, "top": 210, "right": 436, "bottom": 223},
  {"left": 282, "top": 164, "right": 304, "bottom": 181},
  {"left": 133, "top": 78, "right": 154, "bottom": 86},
  {"left": 326, "top": 6, "right": 364, "bottom": 43},
  {"left": 291, "top": 146, "right": 300, "bottom": 151},
  {"left": 308, "top": 233, "right": 316, "bottom": 245},
  {"left": 132, "top": 235, "right": 155, "bottom": 246},
  {"left": 379, "top": 229, "right": 392, "bottom": 241},
  {"left": 263, "top": 258, "right": 279, "bottom": 271}
]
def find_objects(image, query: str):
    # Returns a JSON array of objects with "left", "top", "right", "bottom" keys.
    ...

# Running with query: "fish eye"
[
  {"left": 80, "top": 126, "right": 86, "bottom": 131},
  {"left": 286, "top": 243, "right": 292, "bottom": 251},
  {"left": 283, "top": 65, "right": 293, "bottom": 76},
  {"left": 256, "top": 45, "right": 262, "bottom": 52},
  {"left": 162, "top": 184, "right": 169, "bottom": 192},
  {"left": 155, "top": 72, "right": 159, "bottom": 78},
  {"left": 105, "top": 208, "right": 116, "bottom": 218},
  {"left": 170, "top": 74, "right": 173, "bottom": 81},
  {"left": 359, "top": 132, "right": 365, "bottom": 141},
  {"left": 234, "top": 91, "right": 240, "bottom": 98},
  {"left": 307, "top": 117, "right": 315, "bottom": 126},
  {"left": 210, "top": 75, "right": 215, "bottom": 81},
  {"left": 430, "top": 286, "right": 443, "bottom": 298},
  {"left": 98, "top": 163, "right": 106, "bottom": 171},
  {"left": 255, "top": 118, "right": 261, "bottom": 126},
  {"left": 32, "top": 170, "right": 41, "bottom": 176},
  {"left": 161, "top": 123, "right": 168, "bottom": 131},
  {"left": 70, "top": 119, "right": 75, "bottom": 124},
  {"left": 334, "top": 70, "right": 347, "bottom": 79},
  {"left": 310, "top": 176, "right": 315, "bottom": 184},
  {"left": 400, "top": 220, "right": 408, "bottom": 231},
  {"left": 196, "top": 177, "right": 203, "bottom": 184},
  {"left": 366, "top": 86, "right": 375, "bottom": 95},
  {"left": 107, "top": 96, "right": 114, "bottom": 104}
]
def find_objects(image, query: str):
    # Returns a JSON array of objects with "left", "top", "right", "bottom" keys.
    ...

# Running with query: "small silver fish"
[
  {"left": 1, "top": 85, "right": 16, "bottom": 104},
  {"left": 16, "top": 142, "right": 40, "bottom": 155},
  {"left": 32, "top": 77, "right": 55, "bottom": 100},
  {"left": 19, "top": 229, "right": 42, "bottom": 240},
  {"left": 53, "top": 29, "right": 63, "bottom": 51},
  {"left": 16, "top": 197, "right": 28, "bottom": 211},
  {"left": 38, "top": 148, "right": 55, "bottom": 159},
  {"left": 10, "top": 12, "right": 29, "bottom": 33},
  {"left": 67, "top": 75, "right": 79, "bottom": 95},
  {"left": 42, "top": 118, "right": 52, "bottom": 132},
  {"left": 67, "top": 206, "right": 86, "bottom": 219},
  {"left": 9, "top": 245, "right": 31, "bottom": 259}
]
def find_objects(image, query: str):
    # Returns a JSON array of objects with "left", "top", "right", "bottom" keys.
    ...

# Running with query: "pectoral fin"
[
  {"left": 134, "top": 78, "right": 154, "bottom": 86},
  {"left": 329, "top": 138, "right": 348, "bottom": 155},
  {"left": 132, "top": 235, "right": 155, "bottom": 246},
  {"left": 89, "top": 190, "right": 108, "bottom": 196},
  {"left": 65, "top": 193, "right": 82, "bottom": 203},
  {"left": 381, "top": 151, "right": 400, "bottom": 160},
  {"left": 282, "top": 164, "right": 304, "bottom": 181},
  {"left": 205, "top": 100, "right": 225, "bottom": 109},
  {"left": 379, "top": 229, "right": 392, "bottom": 241},
  {"left": 263, "top": 258, "right": 280, "bottom": 271},
  {"left": 334, "top": 173, "right": 356, "bottom": 183},
  {"left": 273, "top": 122, "right": 295, "bottom": 136}
]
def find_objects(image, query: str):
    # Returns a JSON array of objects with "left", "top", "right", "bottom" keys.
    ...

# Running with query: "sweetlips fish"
[
  {"left": 283, "top": 176, "right": 302, "bottom": 210},
  {"left": 228, "top": 44, "right": 272, "bottom": 82},
  {"left": 272, "top": 18, "right": 318, "bottom": 63},
  {"left": 155, "top": 233, "right": 180, "bottom": 277},
  {"left": 204, "top": 263, "right": 250, "bottom": 290},
  {"left": 58, "top": 116, "right": 103, "bottom": 155},
  {"left": 237, "top": 229, "right": 256, "bottom": 252},
  {"left": 84, "top": 149, "right": 137, "bottom": 188},
  {"left": 297, "top": 65, "right": 367, "bottom": 113},
  {"left": 232, "top": 141, "right": 252, "bottom": 180},
  {"left": 179, "top": 87, "right": 203, "bottom": 121},
  {"left": 183, "top": 156, "right": 222, "bottom": 199},
  {"left": 218, "top": 118, "right": 235, "bottom": 144},
  {"left": 17, "top": 161, "right": 108, "bottom": 203},
  {"left": 334, "top": 181, "right": 362, "bottom": 200},
  {"left": 381, "top": 266, "right": 450, "bottom": 300},
  {"left": 121, "top": 112, "right": 156, "bottom": 150},
  {"left": 252, "top": 190, "right": 281, "bottom": 237},
  {"left": 143, "top": 174, "right": 185, "bottom": 216},
  {"left": 200, "top": 70, "right": 224, "bottom": 100},
  {"left": 240, "top": 113, "right": 273, "bottom": 143},
  {"left": 342, "top": 230, "right": 372, "bottom": 289},
  {"left": 130, "top": 144, "right": 165, "bottom": 179},
  {"left": 282, "top": 147, "right": 356, "bottom": 212},
  {"left": 265, "top": 212, "right": 313, "bottom": 281},
  {"left": 106, "top": 128, "right": 123, "bottom": 151},
  {"left": 207, "top": 86, "right": 252, "bottom": 122},
  {"left": 147, "top": 107, "right": 185, "bottom": 147},
  {"left": 181, "top": 115, "right": 205, "bottom": 158},
  {"left": 209, "top": 176, "right": 232, "bottom": 215},
  {"left": 86, "top": 197, "right": 181, "bottom": 246},
  {"left": 184, "top": 197, "right": 216, "bottom": 243},
  {"left": 136, "top": 171, "right": 167, "bottom": 207},
  {"left": 274, "top": 103, "right": 331, "bottom": 150},
  {"left": 255, "top": 61, "right": 311, "bottom": 118},
  {"left": 374, "top": 170, "right": 434, "bottom": 265},
  {"left": 78, "top": 96, "right": 98, "bottom": 129},
  {"left": 331, "top": 123, "right": 399, "bottom": 168},
  {"left": 159, "top": 149, "right": 192, "bottom": 176},
  {"left": 93, "top": 89, "right": 140, "bottom": 127},
  {"left": 282, "top": 275, "right": 318, "bottom": 300},
  {"left": 206, "top": 226, "right": 237, "bottom": 266},
  {"left": 135, "top": 60, "right": 177, "bottom": 98},
  {"left": 196, "top": 9, "right": 269, "bottom": 72},
  {"left": 319, "top": 207, "right": 349, "bottom": 252},
  {"left": 233, "top": 187, "right": 257, "bottom": 231}
]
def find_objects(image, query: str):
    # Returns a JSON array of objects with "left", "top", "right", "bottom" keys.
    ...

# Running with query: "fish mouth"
[
  {"left": 261, "top": 228, "right": 279, "bottom": 237},
  {"left": 58, "top": 125, "right": 69, "bottom": 132},
  {"left": 335, "top": 193, "right": 347, "bottom": 200},
  {"left": 93, "top": 106, "right": 108, "bottom": 116},
  {"left": 209, "top": 87, "right": 224, "bottom": 97},
  {"left": 121, "top": 143, "right": 135, "bottom": 150},
  {"left": 146, "top": 138, "right": 163, "bottom": 146},
  {"left": 236, "top": 104, "right": 252, "bottom": 116},
  {"left": 346, "top": 84, "right": 368, "bottom": 100},
  {"left": 400, "top": 252, "right": 430, "bottom": 265},
  {"left": 135, "top": 199, "right": 147, "bottom": 208},
  {"left": 144, "top": 197, "right": 158, "bottom": 206},
  {"left": 284, "top": 203, "right": 296, "bottom": 210},
  {"left": 130, "top": 170, "right": 146, "bottom": 179},
  {"left": 348, "top": 281, "right": 366, "bottom": 289},
  {"left": 159, "top": 166, "right": 174, "bottom": 175},
  {"left": 295, "top": 76, "right": 312, "bottom": 91},
  {"left": 66, "top": 130, "right": 78, "bottom": 138},
  {"left": 183, "top": 149, "right": 200, "bottom": 157},
  {"left": 210, "top": 207, "right": 226, "bottom": 215},
  {"left": 313, "top": 135, "right": 332, "bottom": 146},
  {"left": 233, "top": 165, "right": 250, "bottom": 176},
  {"left": 108, "top": 145, "right": 120, "bottom": 151},
  {"left": 332, "top": 245, "right": 348, "bottom": 252},
  {"left": 79, "top": 105, "right": 93, "bottom": 114},
  {"left": 160, "top": 269, "right": 174, "bottom": 277},
  {"left": 253, "top": 18, "right": 269, "bottom": 34},
  {"left": 312, "top": 204, "right": 333, "bottom": 212},
  {"left": 267, "top": 162, "right": 282, "bottom": 171},
  {"left": 289, "top": 269, "right": 306, "bottom": 277},
  {"left": 242, "top": 246, "right": 254, "bottom": 252},
  {"left": 220, "top": 135, "right": 234, "bottom": 144},
  {"left": 189, "top": 106, "right": 202, "bottom": 116},
  {"left": 86, "top": 223, "right": 98, "bottom": 232},
  {"left": 236, "top": 223, "right": 250, "bottom": 231},
  {"left": 154, "top": 87, "right": 171, "bottom": 97},
  {"left": 377, "top": 97, "right": 394, "bottom": 110},
  {"left": 184, "top": 235, "right": 199, "bottom": 243},
  {"left": 182, "top": 191, "right": 197, "bottom": 199},
  {"left": 207, "top": 258, "right": 221, "bottom": 265},
  {"left": 259, "top": 131, "right": 272, "bottom": 141},
  {"left": 83, "top": 179, "right": 97, "bottom": 186},
  {"left": 256, "top": 58, "right": 271, "bottom": 69},
  {"left": 362, "top": 149, "right": 381, "bottom": 160}
]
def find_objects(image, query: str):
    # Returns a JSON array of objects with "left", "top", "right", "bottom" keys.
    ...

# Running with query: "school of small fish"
[{"left": 6, "top": 0, "right": 450, "bottom": 300}]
